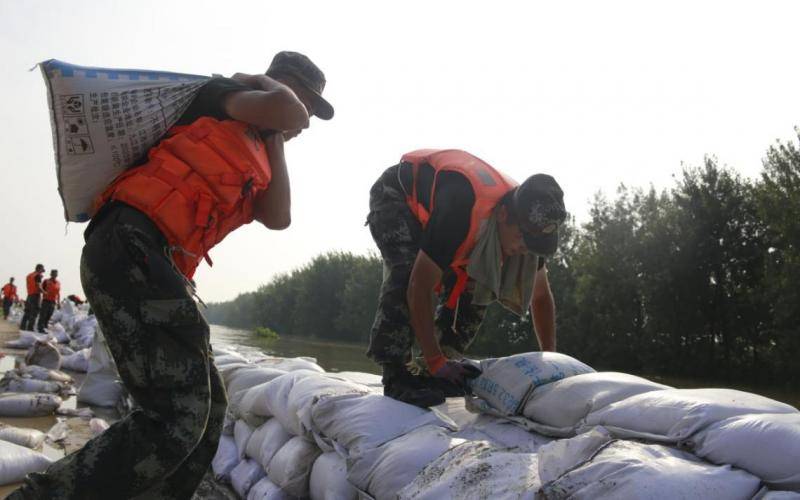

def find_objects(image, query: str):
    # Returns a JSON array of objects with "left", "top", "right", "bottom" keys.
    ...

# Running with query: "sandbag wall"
[{"left": 213, "top": 350, "right": 800, "bottom": 500}]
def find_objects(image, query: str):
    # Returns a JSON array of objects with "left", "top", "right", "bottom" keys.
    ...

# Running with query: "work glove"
[{"left": 427, "top": 355, "right": 482, "bottom": 386}]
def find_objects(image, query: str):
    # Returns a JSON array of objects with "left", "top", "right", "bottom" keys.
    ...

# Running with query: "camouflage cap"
[
  {"left": 512, "top": 174, "right": 567, "bottom": 255},
  {"left": 266, "top": 51, "right": 334, "bottom": 120}
]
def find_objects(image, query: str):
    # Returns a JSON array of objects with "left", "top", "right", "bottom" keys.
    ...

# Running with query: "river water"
[{"left": 210, "top": 324, "right": 381, "bottom": 374}]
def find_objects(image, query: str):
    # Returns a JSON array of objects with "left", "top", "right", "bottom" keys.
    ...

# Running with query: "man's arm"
[
  {"left": 253, "top": 133, "right": 291, "bottom": 230},
  {"left": 407, "top": 250, "right": 445, "bottom": 368},
  {"left": 531, "top": 265, "right": 556, "bottom": 351},
  {"left": 223, "top": 76, "right": 309, "bottom": 132}
]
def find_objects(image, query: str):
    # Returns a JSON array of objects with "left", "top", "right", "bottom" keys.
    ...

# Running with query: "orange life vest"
[
  {"left": 26, "top": 271, "right": 43, "bottom": 296},
  {"left": 43, "top": 278, "right": 61, "bottom": 302},
  {"left": 1, "top": 283, "right": 16, "bottom": 300},
  {"left": 400, "top": 149, "right": 518, "bottom": 309},
  {"left": 96, "top": 117, "right": 272, "bottom": 278}
]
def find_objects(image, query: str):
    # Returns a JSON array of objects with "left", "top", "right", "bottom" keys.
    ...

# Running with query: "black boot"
[{"left": 381, "top": 362, "right": 444, "bottom": 408}]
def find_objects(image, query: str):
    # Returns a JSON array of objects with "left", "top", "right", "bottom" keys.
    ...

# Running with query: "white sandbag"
[
  {"left": 231, "top": 458, "right": 266, "bottom": 498},
  {"left": 256, "top": 356, "right": 324, "bottom": 373},
  {"left": 77, "top": 327, "right": 123, "bottom": 407},
  {"left": 0, "top": 393, "right": 62, "bottom": 417},
  {"left": 0, "top": 425, "right": 46, "bottom": 449},
  {"left": 16, "top": 365, "right": 73, "bottom": 383},
  {"left": 398, "top": 441, "right": 541, "bottom": 500},
  {"left": 227, "top": 367, "right": 287, "bottom": 410},
  {"left": 47, "top": 323, "right": 70, "bottom": 343},
  {"left": 285, "top": 374, "right": 370, "bottom": 436},
  {"left": 0, "top": 440, "right": 53, "bottom": 485},
  {"left": 688, "top": 412, "right": 800, "bottom": 490},
  {"left": 247, "top": 477, "right": 294, "bottom": 500},
  {"left": 40, "top": 60, "right": 209, "bottom": 222},
  {"left": 61, "top": 348, "right": 91, "bottom": 372},
  {"left": 5, "top": 330, "right": 49, "bottom": 349},
  {"left": 268, "top": 436, "right": 322, "bottom": 499},
  {"left": 753, "top": 488, "right": 800, "bottom": 499},
  {"left": 215, "top": 352, "right": 250, "bottom": 367},
  {"left": 212, "top": 434, "right": 240, "bottom": 483},
  {"left": 237, "top": 382, "right": 275, "bottom": 428},
  {"left": 89, "top": 418, "right": 110, "bottom": 436},
  {"left": 348, "top": 425, "right": 465, "bottom": 500},
  {"left": 57, "top": 345, "right": 75, "bottom": 356},
  {"left": 537, "top": 436, "right": 762, "bottom": 499},
  {"left": 245, "top": 421, "right": 273, "bottom": 461},
  {"left": 330, "top": 371, "right": 383, "bottom": 391},
  {"left": 0, "top": 373, "right": 65, "bottom": 394},
  {"left": 454, "top": 414, "right": 553, "bottom": 453},
  {"left": 234, "top": 420, "right": 256, "bottom": 460},
  {"left": 470, "top": 352, "right": 594, "bottom": 415},
  {"left": 259, "top": 370, "right": 324, "bottom": 432},
  {"left": 310, "top": 392, "right": 457, "bottom": 458},
  {"left": 522, "top": 372, "right": 670, "bottom": 436},
  {"left": 581, "top": 388, "right": 798, "bottom": 442},
  {"left": 310, "top": 452, "right": 357, "bottom": 500},
  {"left": 255, "top": 419, "right": 293, "bottom": 469},
  {"left": 25, "top": 340, "right": 62, "bottom": 370}
]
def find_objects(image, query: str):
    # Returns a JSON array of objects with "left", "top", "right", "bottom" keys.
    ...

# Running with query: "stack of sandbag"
[{"left": 536, "top": 427, "right": 764, "bottom": 499}]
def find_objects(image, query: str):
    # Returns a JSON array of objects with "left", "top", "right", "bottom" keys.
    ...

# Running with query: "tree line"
[{"left": 206, "top": 130, "right": 800, "bottom": 388}]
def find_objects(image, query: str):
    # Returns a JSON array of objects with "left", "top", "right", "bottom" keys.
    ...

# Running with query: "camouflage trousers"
[
  {"left": 12, "top": 204, "right": 227, "bottom": 500},
  {"left": 366, "top": 170, "right": 488, "bottom": 367}
]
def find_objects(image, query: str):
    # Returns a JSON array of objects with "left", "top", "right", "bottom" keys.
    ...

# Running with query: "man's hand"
[{"left": 428, "top": 355, "right": 482, "bottom": 385}]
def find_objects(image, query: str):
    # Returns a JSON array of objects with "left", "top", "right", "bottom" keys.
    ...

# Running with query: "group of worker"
[
  {"left": 2, "top": 264, "right": 61, "bottom": 332},
  {"left": 11, "top": 51, "right": 566, "bottom": 499}
]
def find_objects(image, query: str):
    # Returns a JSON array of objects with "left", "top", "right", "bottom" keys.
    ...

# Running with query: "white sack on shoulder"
[
  {"left": 470, "top": 352, "right": 594, "bottom": 415},
  {"left": 688, "top": 412, "right": 800, "bottom": 490},
  {"left": 267, "top": 436, "right": 322, "bottom": 499},
  {"left": 580, "top": 388, "right": 798, "bottom": 442},
  {"left": 523, "top": 371, "right": 670, "bottom": 436},
  {"left": 310, "top": 452, "right": 357, "bottom": 500}
]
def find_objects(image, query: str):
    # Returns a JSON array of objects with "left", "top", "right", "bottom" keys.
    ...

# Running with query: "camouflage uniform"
[
  {"left": 366, "top": 168, "right": 488, "bottom": 368},
  {"left": 11, "top": 204, "right": 227, "bottom": 500}
]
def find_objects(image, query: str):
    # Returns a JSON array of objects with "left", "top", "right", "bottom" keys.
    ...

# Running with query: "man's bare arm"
[
  {"left": 531, "top": 265, "right": 556, "bottom": 351},
  {"left": 407, "top": 251, "right": 444, "bottom": 364},
  {"left": 223, "top": 75, "right": 309, "bottom": 132},
  {"left": 253, "top": 133, "right": 291, "bottom": 230}
]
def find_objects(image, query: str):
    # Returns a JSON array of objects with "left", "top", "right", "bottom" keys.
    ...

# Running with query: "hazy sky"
[{"left": 1, "top": 0, "right": 799, "bottom": 303}]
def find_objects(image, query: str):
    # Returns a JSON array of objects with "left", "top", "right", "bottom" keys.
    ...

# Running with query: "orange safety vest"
[
  {"left": 96, "top": 117, "right": 272, "bottom": 278},
  {"left": 400, "top": 149, "right": 518, "bottom": 309},
  {"left": 26, "top": 271, "right": 43, "bottom": 296},
  {"left": 43, "top": 278, "right": 61, "bottom": 302},
  {"left": 1, "top": 283, "right": 16, "bottom": 300}
]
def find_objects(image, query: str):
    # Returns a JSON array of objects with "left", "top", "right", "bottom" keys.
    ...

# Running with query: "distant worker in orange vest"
[
  {"left": 11, "top": 51, "right": 333, "bottom": 500},
  {"left": 19, "top": 264, "right": 45, "bottom": 331},
  {"left": 366, "top": 150, "right": 567, "bottom": 407},
  {"left": 2, "top": 277, "right": 18, "bottom": 320},
  {"left": 37, "top": 269, "right": 61, "bottom": 333}
]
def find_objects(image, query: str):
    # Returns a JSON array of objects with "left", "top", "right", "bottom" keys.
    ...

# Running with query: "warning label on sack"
[{"left": 41, "top": 60, "right": 209, "bottom": 222}]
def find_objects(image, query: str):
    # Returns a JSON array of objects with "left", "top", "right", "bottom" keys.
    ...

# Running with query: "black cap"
[
  {"left": 266, "top": 51, "right": 334, "bottom": 120},
  {"left": 35, "top": 264, "right": 45, "bottom": 271},
  {"left": 51, "top": 269, "right": 58, "bottom": 275},
  {"left": 513, "top": 174, "right": 567, "bottom": 255}
]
